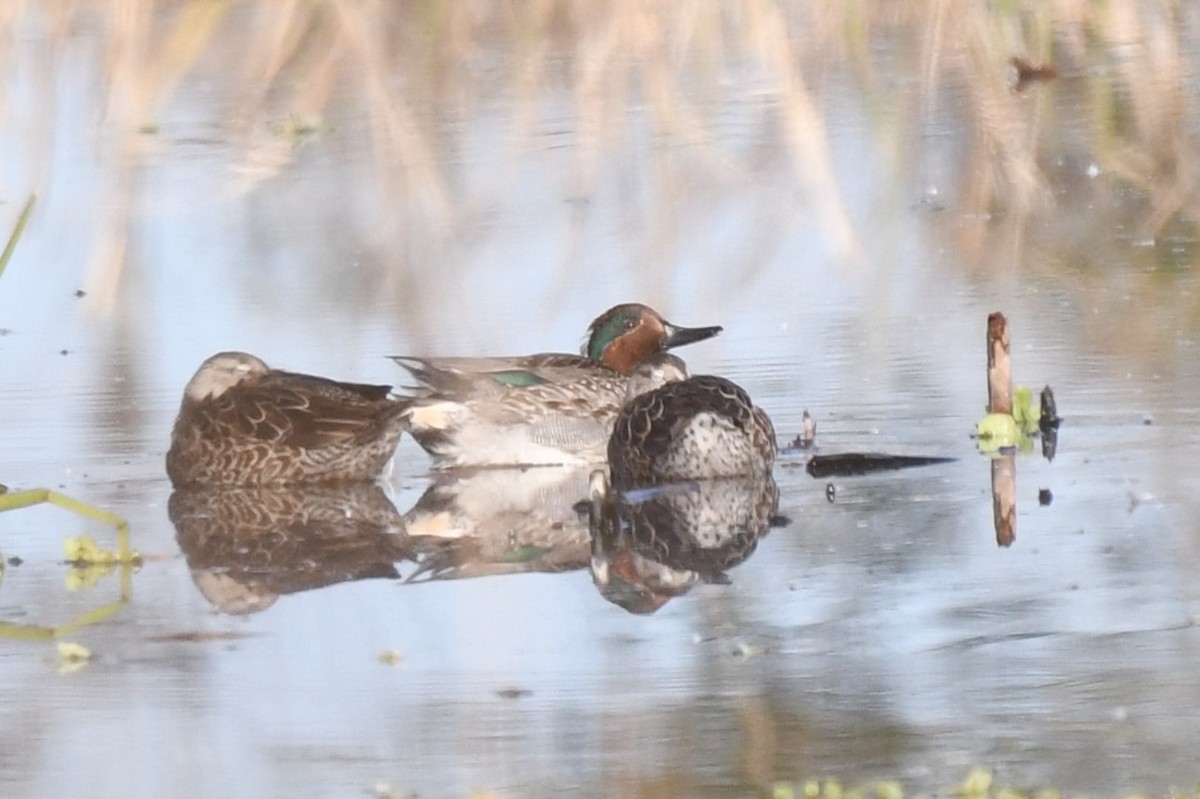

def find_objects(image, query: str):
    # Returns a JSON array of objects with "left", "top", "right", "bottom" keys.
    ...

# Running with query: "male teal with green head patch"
[{"left": 389, "top": 303, "right": 722, "bottom": 468}]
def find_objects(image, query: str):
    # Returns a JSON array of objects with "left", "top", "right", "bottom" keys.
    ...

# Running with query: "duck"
[
  {"left": 586, "top": 467, "right": 779, "bottom": 614},
  {"left": 170, "top": 483, "right": 409, "bottom": 613},
  {"left": 166, "top": 351, "right": 408, "bottom": 487},
  {"left": 607, "top": 372, "right": 776, "bottom": 485},
  {"left": 391, "top": 303, "right": 720, "bottom": 468},
  {"left": 403, "top": 466, "right": 594, "bottom": 582}
]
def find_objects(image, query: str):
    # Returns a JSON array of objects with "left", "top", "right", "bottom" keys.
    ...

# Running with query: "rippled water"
[{"left": 2, "top": 4, "right": 1200, "bottom": 798}]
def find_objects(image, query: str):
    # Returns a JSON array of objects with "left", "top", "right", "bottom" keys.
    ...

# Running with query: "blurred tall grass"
[{"left": 1, "top": 1, "right": 1196, "bottom": 327}]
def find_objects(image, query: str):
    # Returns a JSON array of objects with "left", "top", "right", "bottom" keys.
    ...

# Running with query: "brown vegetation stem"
[
  {"left": 0, "top": 194, "right": 36, "bottom": 282},
  {"left": 987, "top": 312, "right": 1012, "bottom": 415}
]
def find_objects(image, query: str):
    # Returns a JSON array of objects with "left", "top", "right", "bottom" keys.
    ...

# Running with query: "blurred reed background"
[{"left": 0, "top": 0, "right": 1197, "bottom": 347}]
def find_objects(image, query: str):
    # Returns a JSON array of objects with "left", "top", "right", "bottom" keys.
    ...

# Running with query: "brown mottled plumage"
[
  {"left": 166, "top": 352, "right": 407, "bottom": 487},
  {"left": 170, "top": 483, "right": 409, "bottom": 613},
  {"left": 587, "top": 469, "right": 780, "bottom": 615},
  {"left": 608, "top": 374, "right": 777, "bottom": 485}
]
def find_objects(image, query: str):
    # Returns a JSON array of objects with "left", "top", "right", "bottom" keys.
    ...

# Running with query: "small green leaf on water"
[
  {"left": 64, "top": 535, "right": 139, "bottom": 566},
  {"left": 278, "top": 113, "right": 328, "bottom": 144},
  {"left": 287, "top": 114, "right": 325, "bottom": 135},
  {"left": 1013, "top": 385, "right": 1041, "bottom": 430},
  {"left": 773, "top": 782, "right": 795, "bottom": 799},
  {"left": 66, "top": 563, "right": 112, "bottom": 592},
  {"left": 877, "top": 780, "right": 904, "bottom": 799},
  {"left": 956, "top": 768, "right": 994, "bottom": 798},
  {"left": 65, "top": 535, "right": 113, "bottom": 564},
  {"left": 56, "top": 641, "right": 91, "bottom": 674},
  {"left": 977, "top": 413, "right": 1020, "bottom": 447},
  {"left": 377, "top": 648, "right": 405, "bottom": 666}
]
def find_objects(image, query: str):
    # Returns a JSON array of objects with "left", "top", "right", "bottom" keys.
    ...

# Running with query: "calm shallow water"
[{"left": 2, "top": 4, "right": 1200, "bottom": 798}]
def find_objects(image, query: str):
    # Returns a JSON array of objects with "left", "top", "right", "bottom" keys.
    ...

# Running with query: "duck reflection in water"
[
  {"left": 587, "top": 472, "right": 781, "bottom": 614},
  {"left": 587, "top": 355, "right": 784, "bottom": 614},
  {"left": 170, "top": 484, "right": 409, "bottom": 614},
  {"left": 403, "top": 466, "right": 594, "bottom": 581}
]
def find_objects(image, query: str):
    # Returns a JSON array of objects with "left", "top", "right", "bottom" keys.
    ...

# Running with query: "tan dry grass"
[{"left": 0, "top": 1, "right": 1195, "bottom": 313}]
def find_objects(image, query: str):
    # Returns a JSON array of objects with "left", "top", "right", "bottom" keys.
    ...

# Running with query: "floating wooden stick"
[
  {"left": 987, "top": 312, "right": 1016, "bottom": 547},
  {"left": 991, "top": 455, "right": 1016, "bottom": 548},
  {"left": 988, "top": 307, "right": 1017, "bottom": 544},
  {"left": 987, "top": 312, "right": 1012, "bottom": 415}
]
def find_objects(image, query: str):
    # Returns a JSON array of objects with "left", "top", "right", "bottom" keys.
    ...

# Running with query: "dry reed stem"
[{"left": 0, "top": 1, "right": 1195, "bottom": 312}]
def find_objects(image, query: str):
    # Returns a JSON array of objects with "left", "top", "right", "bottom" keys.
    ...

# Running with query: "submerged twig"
[
  {"left": 0, "top": 486, "right": 136, "bottom": 639},
  {"left": 985, "top": 313, "right": 1017, "bottom": 547},
  {"left": 991, "top": 455, "right": 1016, "bottom": 548}
]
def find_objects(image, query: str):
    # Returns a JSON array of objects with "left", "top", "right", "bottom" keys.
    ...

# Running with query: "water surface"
[{"left": 1, "top": 4, "right": 1199, "bottom": 798}]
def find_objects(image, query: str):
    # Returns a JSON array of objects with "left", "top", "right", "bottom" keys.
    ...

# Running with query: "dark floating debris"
[
  {"left": 1038, "top": 488, "right": 1053, "bottom": 506},
  {"left": 825, "top": 483, "right": 836, "bottom": 502},
  {"left": 787, "top": 409, "right": 818, "bottom": 451},
  {"left": 1039, "top": 385, "right": 1061, "bottom": 461},
  {"left": 1041, "top": 426, "right": 1058, "bottom": 461},
  {"left": 806, "top": 453, "right": 955, "bottom": 478},
  {"left": 147, "top": 630, "right": 257, "bottom": 643},
  {"left": 74, "top": 289, "right": 87, "bottom": 298},
  {"left": 1010, "top": 56, "right": 1058, "bottom": 92},
  {"left": 1039, "top": 385, "right": 1062, "bottom": 430}
]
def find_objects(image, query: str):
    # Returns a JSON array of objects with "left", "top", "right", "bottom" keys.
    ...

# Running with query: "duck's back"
[{"left": 608, "top": 375, "right": 776, "bottom": 484}]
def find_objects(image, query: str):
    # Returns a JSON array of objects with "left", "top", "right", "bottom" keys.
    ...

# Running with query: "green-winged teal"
[
  {"left": 392, "top": 303, "right": 720, "bottom": 468},
  {"left": 404, "top": 466, "right": 593, "bottom": 581},
  {"left": 170, "top": 483, "right": 408, "bottom": 614},
  {"left": 166, "top": 352, "right": 408, "bottom": 487},
  {"left": 587, "top": 470, "right": 779, "bottom": 614},
  {"left": 607, "top": 372, "right": 777, "bottom": 484}
]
